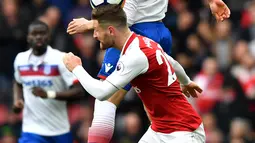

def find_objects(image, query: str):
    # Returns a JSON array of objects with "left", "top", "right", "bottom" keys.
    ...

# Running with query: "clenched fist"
[
  {"left": 63, "top": 52, "right": 82, "bottom": 72},
  {"left": 32, "top": 87, "right": 47, "bottom": 98}
]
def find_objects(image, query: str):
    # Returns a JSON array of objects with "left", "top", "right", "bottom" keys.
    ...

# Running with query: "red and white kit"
[{"left": 73, "top": 33, "right": 206, "bottom": 142}]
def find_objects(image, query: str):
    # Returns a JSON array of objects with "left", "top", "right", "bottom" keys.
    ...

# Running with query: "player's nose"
[{"left": 35, "top": 34, "right": 43, "bottom": 40}]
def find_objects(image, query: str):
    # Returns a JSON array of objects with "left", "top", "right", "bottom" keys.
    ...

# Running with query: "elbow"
[{"left": 94, "top": 91, "right": 112, "bottom": 101}]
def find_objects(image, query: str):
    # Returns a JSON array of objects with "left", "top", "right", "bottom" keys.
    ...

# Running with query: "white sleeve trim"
[
  {"left": 72, "top": 66, "right": 119, "bottom": 101},
  {"left": 164, "top": 53, "right": 191, "bottom": 85}
]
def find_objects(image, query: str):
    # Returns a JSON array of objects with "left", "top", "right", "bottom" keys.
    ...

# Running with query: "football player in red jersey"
[
  {"left": 67, "top": 0, "right": 230, "bottom": 142},
  {"left": 63, "top": 5, "right": 206, "bottom": 142}
]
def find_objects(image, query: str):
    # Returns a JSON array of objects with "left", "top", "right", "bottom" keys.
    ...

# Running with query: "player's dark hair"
[
  {"left": 92, "top": 4, "right": 127, "bottom": 28},
  {"left": 28, "top": 20, "right": 49, "bottom": 33}
]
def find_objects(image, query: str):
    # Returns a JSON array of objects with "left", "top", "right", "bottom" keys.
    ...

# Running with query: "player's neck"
[
  {"left": 114, "top": 29, "right": 132, "bottom": 51},
  {"left": 32, "top": 47, "right": 47, "bottom": 56}
]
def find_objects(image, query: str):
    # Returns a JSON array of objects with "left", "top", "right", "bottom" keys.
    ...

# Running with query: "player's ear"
[{"left": 108, "top": 26, "right": 115, "bottom": 36}]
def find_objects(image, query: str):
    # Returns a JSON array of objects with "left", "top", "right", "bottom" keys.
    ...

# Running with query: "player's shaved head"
[
  {"left": 92, "top": 4, "right": 127, "bottom": 29},
  {"left": 28, "top": 20, "right": 49, "bottom": 33}
]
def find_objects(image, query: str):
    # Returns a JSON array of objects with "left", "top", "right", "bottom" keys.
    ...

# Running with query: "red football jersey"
[
  {"left": 106, "top": 32, "right": 202, "bottom": 133},
  {"left": 125, "top": 33, "right": 202, "bottom": 133}
]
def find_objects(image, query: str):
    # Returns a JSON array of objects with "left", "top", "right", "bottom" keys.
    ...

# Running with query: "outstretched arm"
[
  {"left": 165, "top": 53, "right": 203, "bottom": 97},
  {"left": 165, "top": 53, "right": 191, "bottom": 85},
  {"left": 67, "top": 18, "right": 94, "bottom": 34},
  {"left": 12, "top": 81, "right": 24, "bottom": 114},
  {"left": 67, "top": 0, "right": 138, "bottom": 35},
  {"left": 66, "top": 0, "right": 230, "bottom": 35},
  {"left": 63, "top": 51, "right": 148, "bottom": 101},
  {"left": 31, "top": 83, "right": 84, "bottom": 101},
  {"left": 13, "top": 55, "right": 24, "bottom": 113},
  {"left": 71, "top": 65, "right": 120, "bottom": 101}
]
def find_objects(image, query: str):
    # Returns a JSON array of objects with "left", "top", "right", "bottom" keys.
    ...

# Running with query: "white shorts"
[{"left": 138, "top": 123, "right": 206, "bottom": 143}]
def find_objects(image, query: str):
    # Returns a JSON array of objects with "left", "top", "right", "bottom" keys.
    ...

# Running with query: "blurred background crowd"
[{"left": 0, "top": 0, "right": 254, "bottom": 143}]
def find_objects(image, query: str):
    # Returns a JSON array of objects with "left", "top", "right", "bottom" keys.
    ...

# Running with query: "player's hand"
[
  {"left": 209, "top": 0, "right": 231, "bottom": 22},
  {"left": 12, "top": 99, "right": 24, "bottom": 114},
  {"left": 32, "top": 87, "right": 48, "bottom": 98},
  {"left": 67, "top": 18, "right": 92, "bottom": 35},
  {"left": 63, "top": 52, "right": 82, "bottom": 72},
  {"left": 181, "top": 81, "right": 203, "bottom": 98}
]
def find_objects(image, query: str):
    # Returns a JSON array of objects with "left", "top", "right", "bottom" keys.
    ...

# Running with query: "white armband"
[{"left": 47, "top": 91, "right": 57, "bottom": 99}]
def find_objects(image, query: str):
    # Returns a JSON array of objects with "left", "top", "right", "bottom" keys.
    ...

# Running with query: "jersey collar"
[{"left": 121, "top": 32, "right": 137, "bottom": 55}]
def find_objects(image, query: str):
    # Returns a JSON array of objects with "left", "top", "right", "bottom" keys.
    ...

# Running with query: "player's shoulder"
[
  {"left": 14, "top": 49, "right": 32, "bottom": 64},
  {"left": 124, "top": 36, "right": 141, "bottom": 54},
  {"left": 46, "top": 47, "right": 67, "bottom": 63},
  {"left": 15, "top": 49, "right": 31, "bottom": 58},
  {"left": 48, "top": 47, "right": 66, "bottom": 57},
  {"left": 134, "top": 35, "right": 158, "bottom": 56},
  {"left": 137, "top": 35, "right": 158, "bottom": 47},
  {"left": 124, "top": 34, "right": 151, "bottom": 55},
  {"left": 122, "top": 37, "right": 149, "bottom": 63},
  {"left": 123, "top": 33, "right": 156, "bottom": 57}
]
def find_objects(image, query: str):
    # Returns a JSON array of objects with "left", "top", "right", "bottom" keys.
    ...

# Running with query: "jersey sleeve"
[
  {"left": 163, "top": 52, "right": 191, "bottom": 85},
  {"left": 106, "top": 48, "right": 149, "bottom": 89},
  {"left": 13, "top": 54, "right": 22, "bottom": 84},
  {"left": 59, "top": 53, "right": 78, "bottom": 87}
]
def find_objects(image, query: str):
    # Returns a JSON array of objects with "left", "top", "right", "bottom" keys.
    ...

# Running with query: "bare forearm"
[
  {"left": 12, "top": 81, "right": 24, "bottom": 113},
  {"left": 107, "top": 89, "right": 127, "bottom": 106},
  {"left": 55, "top": 84, "right": 84, "bottom": 101},
  {"left": 13, "top": 81, "right": 23, "bottom": 102}
]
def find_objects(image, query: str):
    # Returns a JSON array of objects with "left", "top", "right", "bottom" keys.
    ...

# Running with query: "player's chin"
[{"left": 34, "top": 45, "right": 46, "bottom": 50}]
